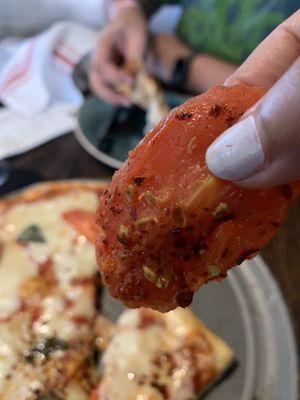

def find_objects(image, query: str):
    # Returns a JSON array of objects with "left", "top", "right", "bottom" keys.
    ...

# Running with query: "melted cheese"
[
  {"left": 0, "top": 186, "right": 100, "bottom": 399},
  {"left": 0, "top": 245, "right": 37, "bottom": 318},
  {"left": 0, "top": 191, "right": 98, "bottom": 318},
  {"left": 100, "top": 309, "right": 199, "bottom": 400},
  {"left": 99, "top": 308, "right": 234, "bottom": 400}
]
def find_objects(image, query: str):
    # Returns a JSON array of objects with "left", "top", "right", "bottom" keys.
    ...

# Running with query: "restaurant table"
[{"left": 6, "top": 132, "right": 300, "bottom": 351}]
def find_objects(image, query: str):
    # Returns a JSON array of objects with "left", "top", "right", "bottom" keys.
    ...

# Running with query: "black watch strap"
[{"left": 170, "top": 54, "right": 195, "bottom": 92}]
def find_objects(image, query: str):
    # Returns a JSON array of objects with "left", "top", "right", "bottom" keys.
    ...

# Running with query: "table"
[{"left": 7, "top": 132, "right": 300, "bottom": 349}]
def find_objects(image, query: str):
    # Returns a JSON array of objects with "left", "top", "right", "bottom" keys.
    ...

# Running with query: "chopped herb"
[
  {"left": 187, "top": 137, "right": 197, "bottom": 154},
  {"left": 208, "top": 265, "right": 221, "bottom": 278},
  {"left": 172, "top": 208, "right": 187, "bottom": 228},
  {"left": 17, "top": 225, "right": 46, "bottom": 243},
  {"left": 143, "top": 265, "right": 157, "bottom": 283},
  {"left": 124, "top": 185, "right": 135, "bottom": 203},
  {"left": 212, "top": 202, "right": 230, "bottom": 220},
  {"left": 155, "top": 274, "right": 171, "bottom": 289},
  {"left": 135, "top": 216, "right": 158, "bottom": 229},
  {"left": 116, "top": 225, "right": 130, "bottom": 245},
  {"left": 144, "top": 190, "right": 159, "bottom": 206},
  {"left": 25, "top": 337, "right": 68, "bottom": 363}
]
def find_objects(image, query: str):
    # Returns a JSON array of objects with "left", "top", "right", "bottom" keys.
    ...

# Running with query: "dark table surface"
[{"left": 6, "top": 132, "right": 300, "bottom": 350}]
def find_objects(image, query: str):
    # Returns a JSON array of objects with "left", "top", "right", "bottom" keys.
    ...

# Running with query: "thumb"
[{"left": 206, "top": 57, "right": 300, "bottom": 189}]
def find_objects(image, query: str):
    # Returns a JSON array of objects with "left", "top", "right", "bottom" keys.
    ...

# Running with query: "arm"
[{"left": 147, "top": 34, "right": 237, "bottom": 92}]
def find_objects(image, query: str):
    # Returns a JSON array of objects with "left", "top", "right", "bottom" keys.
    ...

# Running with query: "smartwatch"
[{"left": 170, "top": 54, "right": 196, "bottom": 92}]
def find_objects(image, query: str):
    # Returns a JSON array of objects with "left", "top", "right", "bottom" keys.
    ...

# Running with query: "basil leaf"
[
  {"left": 17, "top": 225, "right": 46, "bottom": 243},
  {"left": 25, "top": 337, "right": 69, "bottom": 363}
]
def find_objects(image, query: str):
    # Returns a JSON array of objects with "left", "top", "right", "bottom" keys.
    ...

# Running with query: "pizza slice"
[
  {"left": 93, "top": 307, "right": 234, "bottom": 400},
  {"left": 0, "top": 181, "right": 106, "bottom": 400},
  {"left": 117, "top": 65, "right": 170, "bottom": 132}
]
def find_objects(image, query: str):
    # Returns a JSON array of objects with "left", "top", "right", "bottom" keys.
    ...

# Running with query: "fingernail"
[{"left": 206, "top": 115, "right": 265, "bottom": 181}]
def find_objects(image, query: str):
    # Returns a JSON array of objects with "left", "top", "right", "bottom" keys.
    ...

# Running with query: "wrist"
[
  {"left": 106, "top": 0, "right": 140, "bottom": 21},
  {"left": 186, "top": 55, "right": 204, "bottom": 93},
  {"left": 169, "top": 53, "right": 195, "bottom": 92}
]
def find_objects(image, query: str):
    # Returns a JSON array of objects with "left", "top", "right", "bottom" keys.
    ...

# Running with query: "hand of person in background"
[
  {"left": 89, "top": 0, "right": 147, "bottom": 106},
  {"left": 146, "top": 34, "right": 237, "bottom": 93},
  {"left": 206, "top": 10, "right": 300, "bottom": 189}
]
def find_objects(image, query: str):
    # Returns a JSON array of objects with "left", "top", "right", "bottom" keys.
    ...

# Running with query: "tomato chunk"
[
  {"left": 63, "top": 210, "right": 99, "bottom": 243},
  {"left": 96, "top": 84, "right": 300, "bottom": 312}
]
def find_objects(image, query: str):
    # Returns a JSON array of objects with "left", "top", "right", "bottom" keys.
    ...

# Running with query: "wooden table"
[{"left": 7, "top": 132, "right": 300, "bottom": 349}]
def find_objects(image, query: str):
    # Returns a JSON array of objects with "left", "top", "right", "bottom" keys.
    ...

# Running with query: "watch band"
[{"left": 170, "top": 54, "right": 196, "bottom": 92}]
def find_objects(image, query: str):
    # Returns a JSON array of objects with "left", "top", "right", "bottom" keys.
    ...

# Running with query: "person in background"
[
  {"left": 91, "top": 3, "right": 300, "bottom": 189},
  {"left": 90, "top": 0, "right": 298, "bottom": 105}
]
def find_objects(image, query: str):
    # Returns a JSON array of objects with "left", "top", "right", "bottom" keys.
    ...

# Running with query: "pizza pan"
[{"left": 101, "top": 255, "right": 298, "bottom": 400}]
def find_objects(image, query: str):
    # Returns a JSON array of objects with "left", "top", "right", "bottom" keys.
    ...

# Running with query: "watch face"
[{"left": 75, "top": 92, "right": 190, "bottom": 169}]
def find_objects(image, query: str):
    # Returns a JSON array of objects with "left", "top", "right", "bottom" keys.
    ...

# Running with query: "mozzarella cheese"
[
  {"left": 98, "top": 308, "right": 234, "bottom": 400},
  {"left": 0, "top": 184, "right": 101, "bottom": 399}
]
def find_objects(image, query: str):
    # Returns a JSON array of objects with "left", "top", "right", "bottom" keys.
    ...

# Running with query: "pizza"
[
  {"left": 117, "top": 65, "right": 170, "bottom": 132},
  {"left": 0, "top": 181, "right": 106, "bottom": 400},
  {"left": 97, "top": 84, "right": 300, "bottom": 312},
  {"left": 92, "top": 307, "right": 234, "bottom": 400},
  {"left": 0, "top": 179, "right": 237, "bottom": 399}
]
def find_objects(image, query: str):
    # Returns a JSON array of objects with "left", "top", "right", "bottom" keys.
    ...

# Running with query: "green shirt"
[{"left": 139, "top": 0, "right": 298, "bottom": 64}]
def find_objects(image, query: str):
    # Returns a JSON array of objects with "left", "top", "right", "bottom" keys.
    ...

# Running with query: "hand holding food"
[
  {"left": 207, "top": 10, "right": 300, "bottom": 188},
  {"left": 97, "top": 83, "right": 300, "bottom": 312},
  {"left": 90, "top": 2, "right": 147, "bottom": 106}
]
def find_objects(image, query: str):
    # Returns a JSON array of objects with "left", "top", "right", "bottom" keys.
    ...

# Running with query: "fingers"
[
  {"left": 90, "top": 68, "right": 130, "bottom": 106},
  {"left": 225, "top": 10, "right": 300, "bottom": 88},
  {"left": 89, "top": 30, "right": 133, "bottom": 106},
  {"left": 206, "top": 57, "right": 300, "bottom": 188}
]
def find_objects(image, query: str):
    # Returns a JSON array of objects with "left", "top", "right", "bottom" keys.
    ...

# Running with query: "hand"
[
  {"left": 206, "top": 10, "right": 300, "bottom": 188},
  {"left": 146, "top": 34, "right": 191, "bottom": 84},
  {"left": 89, "top": 6, "right": 147, "bottom": 106}
]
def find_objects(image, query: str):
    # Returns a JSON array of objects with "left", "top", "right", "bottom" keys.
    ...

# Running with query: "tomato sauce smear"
[{"left": 96, "top": 84, "right": 300, "bottom": 312}]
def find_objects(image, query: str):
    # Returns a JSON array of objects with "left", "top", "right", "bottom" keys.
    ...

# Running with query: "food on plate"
[
  {"left": 0, "top": 181, "right": 106, "bottom": 400},
  {"left": 93, "top": 307, "right": 234, "bottom": 400},
  {"left": 97, "top": 84, "right": 300, "bottom": 312},
  {"left": 118, "top": 65, "right": 170, "bottom": 132}
]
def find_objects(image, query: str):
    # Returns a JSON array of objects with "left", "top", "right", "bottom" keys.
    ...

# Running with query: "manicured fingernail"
[{"left": 206, "top": 115, "right": 265, "bottom": 181}]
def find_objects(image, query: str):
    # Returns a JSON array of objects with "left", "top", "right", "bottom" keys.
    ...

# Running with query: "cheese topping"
[
  {"left": 0, "top": 185, "right": 101, "bottom": 399},
  {"left": 99, "top": 308, "right": 218, "bottom": 400}
]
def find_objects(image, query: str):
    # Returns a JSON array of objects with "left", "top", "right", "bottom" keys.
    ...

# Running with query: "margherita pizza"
[
  {"left": 0, "top": 181, "right": 106, "bottom": 400},
  {"left": 93, "top": 307, "right": 234, "bottom": 400},
  {"left": 0, "top": 180, "right": 235, "bottom": 400}
]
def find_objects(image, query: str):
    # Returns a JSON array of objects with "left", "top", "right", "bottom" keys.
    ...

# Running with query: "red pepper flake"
[
  {"left": 271, "top": 221, "right": 280, "bottom": 228},
  {"left": 176, "top": 112, "right": 193, "bottom": 121},
  {"left": 236, "top": 248, "right": 259, "bottom": 265},
  {"left": 129, "top": 206, "right": 137, "bottom": 221},
  {"left": 226, "top": 115, "right": 236, "bottom": 127},
  {"left": 280, "top": 184, "right": 292, "bottom": 200},
  {"left": 133, "top": 177, "right": 146, "bottom": 187},
  {"left": 176, "top": 290, "right": 193, "bottom": 307},
  {"left": 209, "top": 104, "right": 222, "bottom": 118},
  {"left": 71, "top": 315, "right": 89, "bottom": 324}
]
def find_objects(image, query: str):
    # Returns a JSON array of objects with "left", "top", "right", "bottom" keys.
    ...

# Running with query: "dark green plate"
[{"left": 75, "top": 93, "right": 189, "bottom": 169}]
